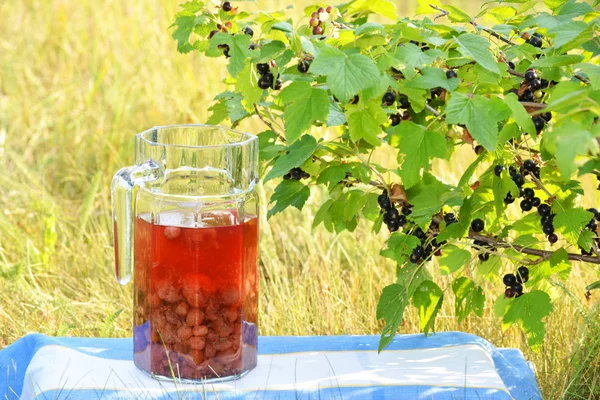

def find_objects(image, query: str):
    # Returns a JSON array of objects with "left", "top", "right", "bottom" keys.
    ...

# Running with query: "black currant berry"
[
  {"left": 446, "top": 69, "right": 458, "bottom": 79},
  {"left": 588, "top": 208, "right": 600, "bottom": 220},
  {"left": 258, "top": 74, "right": 274, "bottom": 89},
  {"left": 533, "top": 167, "right": 541, "bottom": 179},
  {"left": 444, "top": 213, "right": 456, "bottom": 224},
  {"left": 283, "top": 173, "right": 291, "bottom": 180},
  {"left": 529, "top": 79, "right": 541, "bottom": 91},
  {"left": 471, "top": 218, "right": 485, "bottom": 233},
  {"left": 257, "top": 63, "right": 270, "bottom": 75},
  {"left": 398, "top": 96, "right": 410, "bottom": 109},
  {"left": 479, "top": 253, "right": 490, "bottom": 262},
  {"left": 540, "top": 215, "right": 554, "bottom": 227},
  {"left": 397, "top": 215, "right": 407, "bottom": 227},
  {"left": 523, "top": 188, "right": 535, "bottom": 199},
  {"left": 532, "top": 116, "right": 545, "bottom": 132},
  {"left": 402, "top": 206, "right": 412, "bottom": 216},
  {"left": 524, "top": 70, "right": 538, "bottom": 82},
  {"left": 409, "top": 253, "right": 419, "bottom": 263},
  {"left": 290, "top": 168, "right": 302, "bottom": 180},
  {"left": 509, "top": 166, "right": 517, "bottom": 176},
  {"left": 244, "top": 26, "right": 254, "bottom": 37},
  {"left": 377, "top": 193, "right": 391, "bottom": 210},
  {"left": 505, "top": 288, "right": 515, "bottom": 298},
  {"left": 538, "top": 204, "right": 551, "bottom": 217},
  {"left": 513, "top": 174, "right": 525, "bottom": 187},
  {"left": 209, "top": 30, "right": 218, "bottom": 39},
  {"left": 516, "top": 272, "right": 528, "bottom": 284},
  {"left": 540, "top": 79, "right": 549, "bottom": 89},
  {"left": 541, "top": 112, "right": 552, "bottom": 122},
  {"left": 520, "top": 90, "right": 535, "bottom": 102},
  {"left": 518, "top": 266, "right": 529, "bottom": 279},
  {"left": 273, "top": 79, "right": 283, "bottom": 90},
  {"left": 508, "top": 61, "right": 516, "bottom": 70},
  {"left": 222, "top": 1, "right": 233, "bottom": 11},
  {"left": 386, "top": 208, "right": 399, "bottom": 220},
  {"left": 532, "top": 197, "right": 541, "bottom": 207},
  {"left": 474, "top": 145, "right": 485, "bottom": 155},
  {"left": 218, "top": 44, "right": 231, "bottom": 58},
  {"left": 298, "top": 60, "right": 310, "bottom": 73},
  {"left": 520, "top": 199, "right": 533, "bottom": 212},
  {"left": 414, "top": 227, "right": 426, "bottom": 240},
  {"left": 588, "top": 219, "right": 597, "bottom": 231},
  {"left": 503, "top": 273, "right": 516, "bottom": 287},
  {"left": 511, "top": 282, "right": 524, "bottom": 295},
  {"left": 349, "top": 95, "right": 359, "bottom": 104},
  {"left": 548, "top": 233, "right": 558, "bottom": 244},
  {"left": 494, "top": 165, "right": 505, "bottom": 177},
  {"left": 390, "top": 114, "right": 401, "bottom": 127},
  {"left": 528, "top": 36, "right": 543, "bottom": 48},
  {"left": 388, "top": 221, "right": 399, "bottom": 232},
  {"left": 413, "top": 246, "right": 424, "bottom": 259},
  {"left": 382, "top": 91, "right": 396, "bottom": 106},
  {"left": 504, "top": 192, "right": 516, "bottom": 205},
  {"left": 524, "top": 159, "right": 536, "bottom": 171}
]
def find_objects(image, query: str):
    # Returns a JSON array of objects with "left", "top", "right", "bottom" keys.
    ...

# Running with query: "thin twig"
[
  {"left": 254, "top": 104, "right": 286, "bottom": 143},
  {"left": 520, "top": 101, "right": 548, "bottom": 110},
  {"left": 471, "top": 21, "right": 516, "bottom": 46},
  {"left": 529, "top": 174, "right": 553, "bottom": 198},
  {"left": 508, "top": 69, "right": 525, "bottom": 78},
  {"left": 429, "top": 4, "right": 449, "bottom": 20},
  {"left": 575, "top": 74, "right": 591, "bottom": 84},
  {"left": 425, "top": 104, "right": 441, "bottom": 117}
]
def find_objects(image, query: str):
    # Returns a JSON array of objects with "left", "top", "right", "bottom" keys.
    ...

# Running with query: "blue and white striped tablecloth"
[{"left": 0, "top": 332, "right": 541, "bottom": 399}]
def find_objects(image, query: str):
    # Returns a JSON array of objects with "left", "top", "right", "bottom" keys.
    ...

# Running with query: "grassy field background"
[{"left": 1, "top": 0, "right": 600, "bottom": 398}]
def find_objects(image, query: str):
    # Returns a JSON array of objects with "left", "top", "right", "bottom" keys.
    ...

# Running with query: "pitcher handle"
[{"left": 111, "top": 160, "right": 162, "bottom": 285}]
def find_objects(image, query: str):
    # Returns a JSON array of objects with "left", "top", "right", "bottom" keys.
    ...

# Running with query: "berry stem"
[{"left": 253, "top": 104, "right": 286, "bottom": 143}]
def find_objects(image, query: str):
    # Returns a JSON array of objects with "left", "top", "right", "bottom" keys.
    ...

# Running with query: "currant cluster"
[
  {"left": 503, "top": 266, "right": 529, "bottom": 298},
  {"left": 473, "top": 238, "right": 496, "bottom": 262},
  {"left": 580, "top": 208, "right": 600, "bottom": 255},
  {"left": 408, "top": 223, "right": 446, "bottom": 264},
  {"left": 377, "top": 189, "right": 407, "bottom": 232},
  {"left": 309, "top": 5, "right": 334, "bottom": 35},
  {"left": 538, "top": 204, "right": 558, "bottom": 244},
  {"left": 495, "top": 160, "right": 540, "bottom": 206},
  {"left": 256, "top": 62, "right": 282, "bottom": 90},
  {"left": 283, "top": 168, "right": 309, "bottom": 181},
  {"left": 382, "top": 90, "right": 412, "bottom": 126}
]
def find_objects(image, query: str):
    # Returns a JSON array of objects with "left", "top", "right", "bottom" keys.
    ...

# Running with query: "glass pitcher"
[{"left": 111, "top": 125, "right": 259, "bottom": 381}]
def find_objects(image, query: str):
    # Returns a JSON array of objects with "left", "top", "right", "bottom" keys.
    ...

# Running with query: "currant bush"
[{"left": 171, "top": 0, "right": 600, "bottom": 351}]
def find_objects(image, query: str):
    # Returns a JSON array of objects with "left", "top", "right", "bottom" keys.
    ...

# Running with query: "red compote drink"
[{"left": 132, "top": 210, "right": 258, "bottom": 381}]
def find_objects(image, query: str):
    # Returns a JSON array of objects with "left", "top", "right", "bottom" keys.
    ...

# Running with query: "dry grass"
[{"left": 1, "top": 1, "right": 600, "bottom": 399}]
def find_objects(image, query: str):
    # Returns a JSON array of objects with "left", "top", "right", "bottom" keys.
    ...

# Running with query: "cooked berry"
[
  {"left": 479, "top": 253, "right": 490, "bottom": 262},
  {"left": 409, "top": 253, "right": 419, "bottom": 263},
  {"left": 402, "top": 206, "right": 412, "bottom": 216},
  {"left": 543, "top": 224, "right": 555, "bottom": 235},
  {"left": 257, "top": 63, "right": 270, "bottom": 75},
  {"left": 542, "top": 112, "right": 552, "bottom": 122},
  {"left": 390, "top": 113, "right": 401, "bottom": 126},
  {"left": 298, "top": 60, "right": 310, "bottom": 73},
  {"left": 511, "top": 282, "right": 523, "bottom": 295},
  {"left": 503, "top": 273, "right": 516, "bottom": 287},
  {"left": 309, "top": 18, "right": 319, "bottom": 27},
  {"left": 446, "top": 69, "right": 458, "bottom": 79},
  {"left": 532, "top": 116, "right": 545, "bottom": 132},
  {"left": 538, "top": 204, "right": 551, "bottom": 217},
  {"left": 222, "top": 1, "right": 233, "bottom": 11},
  {"left": 382, "top": 91, "right": 396, "bottom": 106},
  {"left": 523, "top": 159, "right": 536, "bottom": 171},
  {"left": 524, "top": 70, "right": 538, "bottom": 82},
  {"left": 532, "top": 197, "right": 541, "bottom": 207},
  {"left": 548, "top": 233, "right": 558, "bottom": 244},
  {"left": 513, "top": 173, "right": 525, "bottom": 187},
  {"left": 471, "top": 219, "right": 485, "bottom": 232},
  {"left": 529, "top": 79, "right": 541, "bottom": 91},
  {"left": 475, "top": 145, "right": 485, "bottom": 155},
  {"left": 505, "top": 288, "right": 515, "bottom": 298},
  {"left": 494, "top": 165, "right": 505, "bottom": 177},
  {"left": 313, "top": 26, "right": 324, "bottom": 35},
  {"left": 508, "top": 61, "right": 516, "bottom": 70},
  {"left": 414, "top": 227, "right": 426, "bottom": 240},
  {"left": 244, "top": 26, "right": 254, "bottom": 37},
  {"left": 413, "top": 246, "right": 424, "bottom": 259},
  {"left": 520, "top": 199, "right": 533, "bottom": 212}
]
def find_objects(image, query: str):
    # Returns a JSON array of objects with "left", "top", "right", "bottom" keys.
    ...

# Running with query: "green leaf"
[
  {"left": 557, "top": 0, "right": 593, "bottom": 18},
  {"left": 208, "top": 33, "right": 254, "bottom": 78},
  {"left": 346, "top": 100, "right": 387, "bottom": 146},
  {"left": 264, "top": 135, "right": 318, "bottom": 182},
  {"left": 492, "top": 171, "right": 519, "bottom": 217},
  {"left": 412, "top": 281, "right": 444, "bottom": 334},
  {"left": 236, "top": 64, "right": 263, "bottom": 113},
  {"left": 377, "top": 284, "right": 409, "bottom": 351},
  {"left": 310, "top": 43, "right": 380, "bottom": 103},
  {"left": 554, "top": 207, "right": 594, "bottom": 245},
  {"left": 406, "top": 67, "right": 460, "bottom": 92},
  {"left": 502, "top": 290, "right": 552, "bottom": 349},
  {"left": 547, "top": 122, "right": 597, "bottom": 179},
  {"left": 280, "top": 82, "right": 330, "bottom": 143},
  {"left": 380, "top": 233, "right": 421, "bottom": 265},
  {"left": 268, "top": 180, "right": 311, "bottom": 218},
  {"left": 577, "top": 63, "right": 600, "bottom": 91},
  {"left": 207, "top": 98, "right": 228, "bottom": 125},
  {"left": 452, "top": 277, "right": 485, "bottom": 322},
  {"left": 586, "top": 280, "right": 600, "bottom": 291},
  {"left": 405, "top": 174, "right": 462, "bottom": 227},
  {"left": 254, "top": 41, "right": 287, "bottom": 63},
  {"left": 457, "top": 153, "right": 485, "bottom": 191},
  {"left": 477, "top": 256, "right": 502, "bottom": 281},
  {"left": 327, "top": 101, "right": 346, "bottom": 126},
  {"left": 394, "top": 44, "right": 435, "bottom": 80},
  {"left": 455, "top": 33, "right": 500, "bottom": 75},
  {"left": 316, "top": 163, "right": 352, "bottom": 189},
  {"left": 346, "top": 0, "right": 397, "bottom": 20},
  {"left": 503, "top": 93, "right": 537, "bottom": 136},
  {"left": 446, "top": 93, "right": 511, "bottom": 151},
  {"left": 578, "top": 230, "right": 596, "bottom": 252},
  {"left": 444, "top": 5, "right": 472, "bottom": 22},
  {"left": 313, "top": 199, "right": 334, "bottom": 229},
  {"left": 549, "top": 21, "right": 588, "bottom": 49},
  {"left": 531, "top": 54, "right": 584, "bottom": 68},
  {"left": 439, "top": 245, "right": 471, "bottom": 275},
  {"left": 390, "top": 121, "right": 448, "bottom": 189}
]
